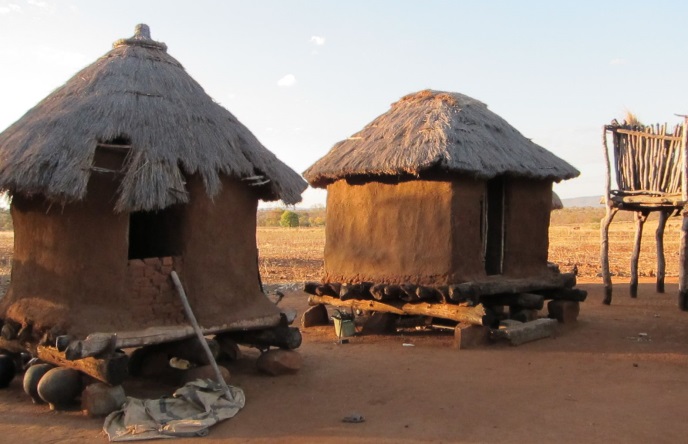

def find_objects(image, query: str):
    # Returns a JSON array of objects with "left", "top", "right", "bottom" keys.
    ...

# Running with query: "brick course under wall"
[{"left": 127, "top": 256, "right": 185, "bottom": 325}]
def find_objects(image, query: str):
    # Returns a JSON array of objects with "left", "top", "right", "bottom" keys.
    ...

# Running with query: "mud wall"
[
  {"left": 449, "top": 178, "right": 487, "bottom": 282},
  {"left": 2, "top": 172, "right": 130, "bottom": 336},
  {"left": 502, "top": 178, "right": 552, "bottom": 277},
  {"left": 176, "top": 175, "right": 280, "bottom": 328},
  {"left": 325, "top": 178, "right": 481, "bottom": 285},
  {"left": 2, "top": 173, "right": 279, "bottom": 339}
]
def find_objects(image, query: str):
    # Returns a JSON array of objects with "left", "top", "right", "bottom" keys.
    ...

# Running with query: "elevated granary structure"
[
  {"left": 600, "top": 118, "right": 688, "bottom": 309},
  {"left": 303, "top": 90, "right": 583, "bottom": 331},
  {"left": 0, "top": 25, "right": 307, "bottom": 376}
]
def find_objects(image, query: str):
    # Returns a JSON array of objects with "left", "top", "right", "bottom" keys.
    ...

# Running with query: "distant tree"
[
  {"left": 298, "top": 213, "right": 311, "bottom": 227},
  {"left": 280, "top": 210, "right": 300, "bottom": 228}
]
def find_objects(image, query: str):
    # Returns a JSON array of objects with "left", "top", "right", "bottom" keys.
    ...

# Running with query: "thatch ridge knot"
[{"left": 113, "top": 23, "right": 167, "bottom": 51}]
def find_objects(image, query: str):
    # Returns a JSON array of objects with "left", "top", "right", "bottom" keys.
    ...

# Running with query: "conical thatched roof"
[
  {"left": 304, "top": 90, "right": 579, "bottom": 187},
  {"left": 0, "top": 24, "right": 306, "bottom": 211}
]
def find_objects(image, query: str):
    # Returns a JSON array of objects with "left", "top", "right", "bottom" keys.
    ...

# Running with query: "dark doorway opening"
[
  {"left": 128, "top": 206, "right": 183, "bottom": 259},
  {"left": 485, "top": 177, "right": 505, "bottom": 275}
]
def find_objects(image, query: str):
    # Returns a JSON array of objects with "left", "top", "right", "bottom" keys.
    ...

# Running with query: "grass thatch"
[
  {"left": 0, "top": 24, "right": 306, "bottom": 212},
  {"left": 304, "top": 90, "right": 580, "bottom": 187}
]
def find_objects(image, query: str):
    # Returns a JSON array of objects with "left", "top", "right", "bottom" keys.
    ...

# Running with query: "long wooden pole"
[
  {"left": 308, "top": 295, "right": 487, "bottom": 326},
  {"left": 679, "top": 116, "right": 688, "bottom": 311},
  {"left": 601, "top": 126, "right": 617, "bottom": 305},
  {"left": 629, "top": 211, "right": 648, "bottom": 298},
  {"left": 171, "top": 271, "right": 233, "bottom": 399},
  {"left": 656, "top": 209, "right": 670, "bottom": 293}
]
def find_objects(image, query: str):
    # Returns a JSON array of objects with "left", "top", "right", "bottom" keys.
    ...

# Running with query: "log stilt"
[
  {"left": 309, "top": 295, "right": 487, "bottom": 326},
  {"left": 680, "top": 208, "right": 688, "bottom": 311},
  {"left": 481, "top": 293, "right": 544, "bottom": 310},
  {"left": 630, "top": 211, "right": 648, "bottom": 298},
  {"left": 451, "top": 273, "right": 576, "bottom": 300},
  {"left": 600, "top": 206, "right": 619, "bottom": 305},
  {"left": 680, "top": 115, "right": 688, "bottom": 311},
  {"left": 655, "top": 209, "right": 670, "bottom": 293},
  {"left": 37, "top": 346, "right": 129, "bottom": 386},
  {"left": 222, "top": 325, "right": 302, "bottom": 350}
]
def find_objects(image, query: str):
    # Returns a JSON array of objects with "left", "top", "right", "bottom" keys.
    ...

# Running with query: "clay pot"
[
  {"left": 23, "top": 363, "right": 54, "bottom": 403},
  {"left": 0, "top": 355, "right": 15, "bottom": 388},
  {"left": 37, "top": 367, "right": 83, "bottom": 410}
]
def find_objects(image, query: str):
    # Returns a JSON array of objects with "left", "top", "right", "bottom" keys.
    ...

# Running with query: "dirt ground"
[{"left": 0, "top": 276, "right": 686, "bottom": 443}]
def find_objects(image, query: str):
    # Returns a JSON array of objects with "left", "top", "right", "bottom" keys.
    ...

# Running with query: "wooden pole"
[
  {"left": 601, "top": 125, "right": 618, "bottom": 305},
  {"left": 170, "top": 271, "right": 233, "bottom": 399},
  {"left": 656, "top": 209, "right": 670, "bottom": 293},
  {"left": 680, "top": 116, "right": 688, "bottom": 310},
  {"left": 308, "top": 295, "right": 487, "bottom": 326},
  {"left": 629, "top": 211, "right": 648, "bottom": 298}
]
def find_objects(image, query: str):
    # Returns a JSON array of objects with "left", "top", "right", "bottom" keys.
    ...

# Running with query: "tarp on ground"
[{"left": 104, "top": 379, "right": 245, "bottom": 441}]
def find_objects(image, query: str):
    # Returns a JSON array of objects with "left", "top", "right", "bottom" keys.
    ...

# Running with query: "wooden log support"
[
  {"left": 416, "top": 286, "right": 443, "bottom": 302},
  {"left": 315, "top": 283, "right": 341, "bottom": 298},
  {"left": 37, "top": 345, "right": 129, "bottom": 385},
  {"left": 490, "top": 318, "right": 558, "bottom": 346},
  {"left": 481, "top": 293, "right": 544, "bottom": 310},
  {"left": 536, "top": 288, "right": 588, "bottom": 302},
  {"left": 399, "top": 285, "right": 418, "bottom": 302},
  {"left": 339, "top": 283, "right": 372, "bottom": 301},
  {"left": 630, "top": 211, "right": 648, "bottom": 298},
  {"left": 303, "top": 282, "right": 320, "bottom": 295},
  {"left": 222, "top": 325, "right": 302, "bottom": 350},
  {"left": 450, "top": 273, "right": 576, "bottom": 300},
  {"left": 452, "top": 324, "right": 489, "bottom": 350},
  {"left": 681, "top": 115, "right": 688, "bottom": 311},
  {"left": 309, "top": 295, "right": 487, "bottom": 326},
  {"left": 600, "top": 206, "right": 619, "bottom": 305},
  {"left": 656, "top": 209, "right": 670, "bottom": 293}
]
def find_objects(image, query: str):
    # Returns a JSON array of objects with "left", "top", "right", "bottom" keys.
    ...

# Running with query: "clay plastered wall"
[
  {"left": 324, "top": 179, "right": 455, "bottom": 285},
  {"left": 449, "top": 178, "right": 488, "bottom": 282},
  {"left": 502, "top": 178, "right": 552, "bottom": 277},
  {"left": 178, "top": 175, "right": 280, "bottom": 328},
  {"left": 2, "top": 173, "right": 130, "bottom": 336}
]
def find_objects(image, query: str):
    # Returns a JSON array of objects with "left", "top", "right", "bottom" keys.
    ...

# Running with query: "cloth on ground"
[{"left": 103, "top": 379, "right": 245, "bottom": 441}]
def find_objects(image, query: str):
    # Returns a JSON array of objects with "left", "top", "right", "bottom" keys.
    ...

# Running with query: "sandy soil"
[{"left": 0, "top": 277, "right": 686, "bottom": 443}]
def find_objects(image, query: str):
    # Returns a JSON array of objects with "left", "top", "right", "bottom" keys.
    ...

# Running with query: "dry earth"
[{"left": 0, "top": 221, "right": 686, "bottom": 443}]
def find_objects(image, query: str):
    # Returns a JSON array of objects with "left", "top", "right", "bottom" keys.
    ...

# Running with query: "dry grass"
[{"left": 256, "top": 211, "right": 684, "bottom": 284}]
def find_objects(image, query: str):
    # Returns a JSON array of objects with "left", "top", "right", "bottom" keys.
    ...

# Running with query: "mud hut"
[
  {"left": 303, "top": 90, "right": 582, "bottom": 330},
  {"left": 0, "top": 25, "right": 307, "bottom": 379}
]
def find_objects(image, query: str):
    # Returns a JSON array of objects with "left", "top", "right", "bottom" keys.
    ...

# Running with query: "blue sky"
[{"left": 1, "top": 0, "right": 686, "bottom": 207}]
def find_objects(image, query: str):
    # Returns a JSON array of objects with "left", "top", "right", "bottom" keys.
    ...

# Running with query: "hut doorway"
[
  {"left": 128, "top": 207, "right": 183, "bottom": 259},
  {"left": 484, "top": 177, "right": 505, "bottom": 275}
]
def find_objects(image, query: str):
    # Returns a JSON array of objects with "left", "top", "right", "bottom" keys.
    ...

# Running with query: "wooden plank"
[
  {"left": 681, "top": 117, "right": 688, "bottom": 311},
  {"left": 308, "top": 295, "right": 487, "bottom": 326},
  {"left": 611, "top": 128, "right": 683, "bottom": 142}
]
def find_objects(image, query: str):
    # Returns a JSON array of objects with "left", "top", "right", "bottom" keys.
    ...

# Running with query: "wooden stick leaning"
[{"left": 170, "top": 271, "right": 233, "bottom": 400}]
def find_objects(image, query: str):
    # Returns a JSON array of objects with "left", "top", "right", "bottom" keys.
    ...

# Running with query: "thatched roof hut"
[
  {"left": 304, "top": 90, "right": 579, "bottom": 187},
  {"left": 305, "top": 90, "right": 579, "bottom": 286},
  {"left": 0, "top": 24, "right": 305, "bottom": 212},
  {"left": 0, "top": 25, "right": 307, "bottom": 350}
]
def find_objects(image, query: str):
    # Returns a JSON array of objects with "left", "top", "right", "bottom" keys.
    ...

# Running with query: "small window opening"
[{"left": 128, "top": 206, "right": 183, "bottom": 259}]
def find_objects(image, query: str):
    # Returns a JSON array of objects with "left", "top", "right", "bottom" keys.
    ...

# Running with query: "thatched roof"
[
  {"left": 304, "top": 90, "right": 580, "bottom": 187},
  {"left": 551, "top": 191, "right": 564, "bottom": 210},
  {"left": 0, "top": 24, "right": 306, "bottom": 211}
]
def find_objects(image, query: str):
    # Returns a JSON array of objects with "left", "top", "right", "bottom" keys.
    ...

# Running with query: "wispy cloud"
[
  {"left": 310, "top": 35, "right": 325, "bottom": 46},
  {"left": 0, "top": 3, "right": 21, "bottom": 14},
  {"left": 609, "top": 58, "right": 627, "bottom": 66},
  {"left": 277, "top": 74, "right": 296, "bottom": 87},
  {"left": 27, "top": 0, "right": 49, "bottom": 9}
]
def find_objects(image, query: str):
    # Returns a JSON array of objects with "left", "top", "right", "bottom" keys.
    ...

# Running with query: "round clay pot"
[
  {"left": 23, "top": 363, "right": 54, "bottom": 403},
  {"left": 37, "top": 367, "right": 83, "bottom": 410},
  {"left": 0, "top": 355, "right": 16, "bottom": 388}
]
